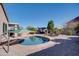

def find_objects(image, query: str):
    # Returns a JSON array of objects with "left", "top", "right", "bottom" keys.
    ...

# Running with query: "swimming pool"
[{"left": 19, "top": 36, "right": 49, "bottom": 45}]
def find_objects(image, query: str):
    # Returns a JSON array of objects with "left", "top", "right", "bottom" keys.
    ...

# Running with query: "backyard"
[
  {"left": 0, "top": 3, "right": 79, "bottom": 56},
  {"left": 0, "top": 35, "right": 79, "bottom": 56}
]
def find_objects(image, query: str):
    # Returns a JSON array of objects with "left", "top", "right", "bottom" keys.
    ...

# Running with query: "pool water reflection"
[{"left": 19, "top": 36, "right": 49, "bottom": 45}]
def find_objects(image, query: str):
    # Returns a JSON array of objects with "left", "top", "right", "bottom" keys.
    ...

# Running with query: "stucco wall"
[{"left": 0, "top": 4, "right": 8, "bottom": 35}]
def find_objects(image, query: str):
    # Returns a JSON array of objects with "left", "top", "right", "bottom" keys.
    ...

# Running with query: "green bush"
[
  {"left": 67, "top": 30, "right": 72, "bottom": 35},
  {"left": 29, "top": 31, "right": 37, "bottom": 34},
  {"left": 75, "top": 23, "right": 79, "bottom": 35}
]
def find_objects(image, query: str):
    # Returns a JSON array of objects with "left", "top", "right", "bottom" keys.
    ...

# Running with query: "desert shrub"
[
  {"left": 75, "top": 23, "right": 79, "bottom": 35},
  {"left": 67, "top": 30, "right": 73, "bottom": 35}
]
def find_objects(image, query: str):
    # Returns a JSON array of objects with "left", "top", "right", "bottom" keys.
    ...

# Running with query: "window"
[{"left": 3, "top": 23, "right": 7, "bottom": 34}]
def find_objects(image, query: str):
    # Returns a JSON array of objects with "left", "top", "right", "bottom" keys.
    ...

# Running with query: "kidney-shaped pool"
[{"left": 19, "top": 36, "right": 49, "bottom": 45}]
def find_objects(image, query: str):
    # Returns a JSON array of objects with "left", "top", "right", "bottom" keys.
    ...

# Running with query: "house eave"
[{"left": 0, "top": 3, "right": 9, "bottom": 22}]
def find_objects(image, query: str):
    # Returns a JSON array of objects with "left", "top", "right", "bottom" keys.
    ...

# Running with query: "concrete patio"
[{"left": 0, "top": 35, "right": 79, "bottom": 56}]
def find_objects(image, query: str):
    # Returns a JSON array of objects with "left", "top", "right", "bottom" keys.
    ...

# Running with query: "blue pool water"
[{"left": 19, "top": 36, "right": 49, "bottom": 45}]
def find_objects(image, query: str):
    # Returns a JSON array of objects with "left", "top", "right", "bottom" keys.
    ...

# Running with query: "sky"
[{"left": 3, "top": 3, "right": 79, "bottom": 28}]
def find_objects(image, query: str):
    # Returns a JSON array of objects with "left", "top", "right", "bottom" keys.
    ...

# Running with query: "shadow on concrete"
[{"left": 28, "top": 36, "right": 79, "bottom": 56}]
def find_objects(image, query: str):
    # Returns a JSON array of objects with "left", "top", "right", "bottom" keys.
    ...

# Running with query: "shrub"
[
  {"left": 75, "top": 23, "right": 79, "bottom": 35},
  {"left": 67, "top": 30, "right": 72, "bottom": 35}
]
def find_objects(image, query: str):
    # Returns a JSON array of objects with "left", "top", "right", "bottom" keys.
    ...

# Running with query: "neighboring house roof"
[
  {"left": 66, "top": 16, "right": 79, "bottom": 29},
  {"left": 38, "top": 27, "right": 47, "bottom": 30},
  {"left": 8, "top": 23, "right": 19, "bottom": 25},
  {"left": 67, "top": 16, "right": 79, "bottom": 24},
  {"left": 0, "top": 3, "right": 9, "bottom": 22}
]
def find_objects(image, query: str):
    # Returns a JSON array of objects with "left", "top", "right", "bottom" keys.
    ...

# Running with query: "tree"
[
  {"left": 26, "top": 26, "right": 37, "bottom": 34},
  {"left": 47, "top": 20, "right": 54, "bottom": 33},
  {"left": 27, "top": 26, "right": 37, "bottom": 31}
]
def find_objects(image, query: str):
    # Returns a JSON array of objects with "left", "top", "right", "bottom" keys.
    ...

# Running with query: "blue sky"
[{"left": 4, "top": 3, "right": 79, "bottom": 28}]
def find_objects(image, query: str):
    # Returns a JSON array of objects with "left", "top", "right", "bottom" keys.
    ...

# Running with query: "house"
[
  {"left": 0, "top": 3, "right": 20, "bottom": 38},
  {"left": 64, "top": 16, "right": 79, "bottom": 35},
  {"left": 0, "top": 3, "right": 9, "bottom": 37},
  {"left": 8, "top": 23, "right": 20, "bottom": 37},
  {"left": 37, "top": 27, "right": 48, "bottom": 34},
  {"left": 66, "top": 16, "right": 79, "bottom": 29}
]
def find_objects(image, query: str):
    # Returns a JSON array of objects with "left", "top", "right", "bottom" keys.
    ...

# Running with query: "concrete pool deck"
[
  {"left": 0, "top": 41, "right": 59, "bottom": 56},
  {"left": 0, "top": 35, "right": 79, "bottom": 56}
]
